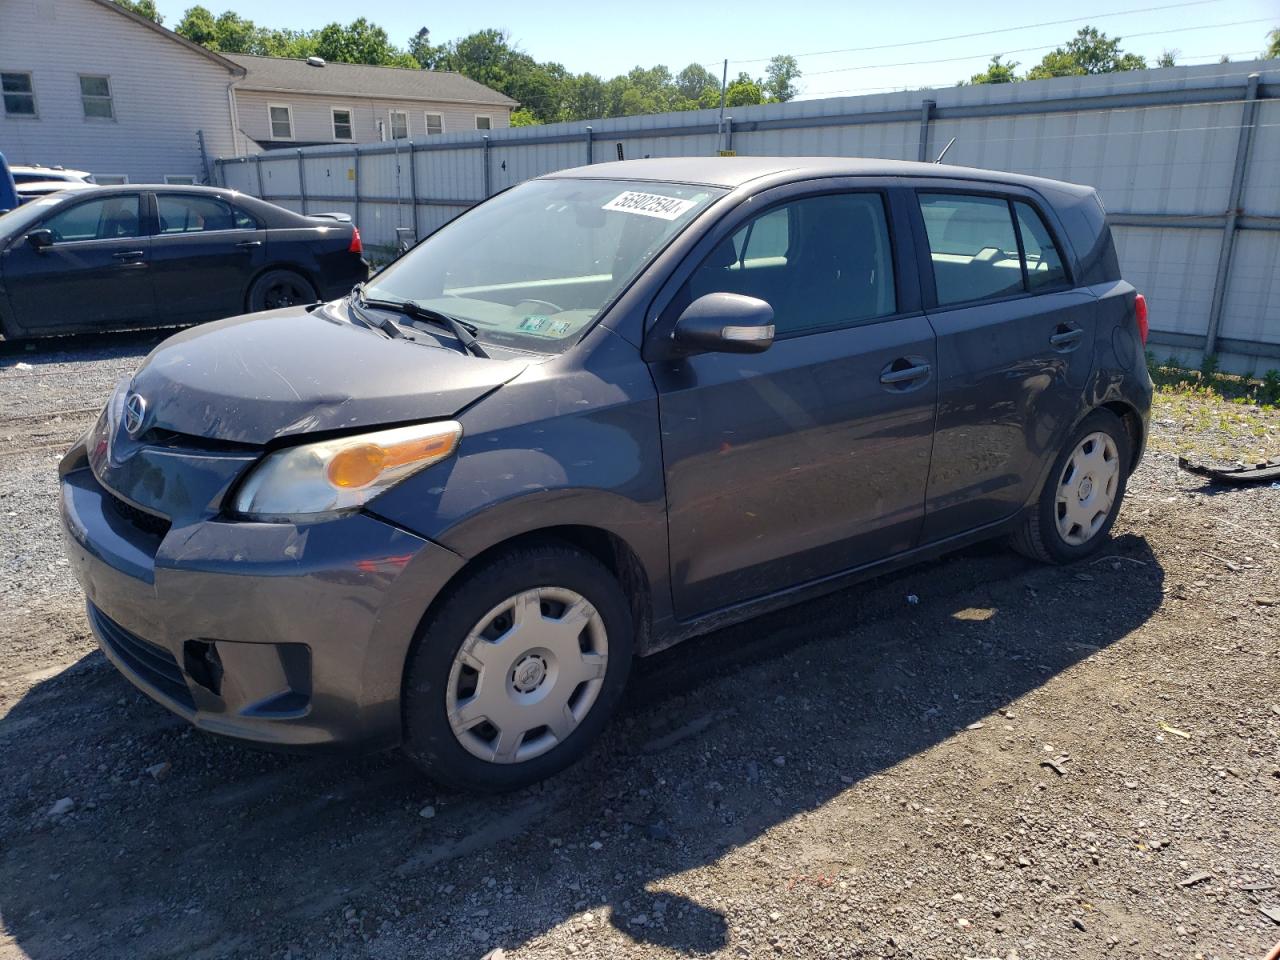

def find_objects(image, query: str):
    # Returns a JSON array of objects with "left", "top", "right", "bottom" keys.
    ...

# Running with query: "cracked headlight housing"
[{"left": 233, "top": 421, "right": 462, "bottom": 520}]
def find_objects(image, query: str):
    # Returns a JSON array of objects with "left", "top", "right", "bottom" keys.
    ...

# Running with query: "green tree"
[
  {"left": 1265, "top": 28, "right": 1279, "bottom": 59},
  {"left": 209, "top": 10, "right": 258, "bottom": 53},
  {"left": 566, "top": 73, "right": 608, "bottom": 121},
  {"left": 175, "top": 4, "right": 216, "bottom": 45},
  {"left": 763, "top": 54, "right": 801, "bottom": 101},
  {"left": 1026, "top": 27, "right": 1146, "bottom": 79},
  {"left": 725, "top": 72, "right": 764, "bottom": 107},
  {"left": 313, "top": 18, "right": 405, "bottom": 66},
  {"left": 675, "top": 64, "right": 718, "bottom": 102},
  {"left": 114, "top": 0, "right": 162, "bottom": 23},
  {"left": 408, "top": 28, "right": 449, "bottom": 70},
  {"left": 1157, "top": 49, "right": 1178, "bottom": 67},
  {"left": 509, "top": 107, "right": 538, "bottom": 126},
  {"left": 968, "top": 55, "right": 1020, "bottom": 84}
]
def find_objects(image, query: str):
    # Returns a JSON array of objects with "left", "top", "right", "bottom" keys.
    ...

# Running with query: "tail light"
[
  {"left": 348, "top": 227, "right": 362, "bottom": 255},
  {"left": 1134, "top": 293, "right": 1148, "bottom": 345}
]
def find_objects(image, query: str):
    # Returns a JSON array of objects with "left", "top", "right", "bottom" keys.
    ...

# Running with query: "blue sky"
[{"left": 152, "top": 0, "right": 1277, "bottom": 97}]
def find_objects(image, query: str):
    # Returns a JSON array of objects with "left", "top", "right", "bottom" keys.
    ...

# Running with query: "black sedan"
[{"left": 0, "top": 185, "right": 368, "bottom": 338}]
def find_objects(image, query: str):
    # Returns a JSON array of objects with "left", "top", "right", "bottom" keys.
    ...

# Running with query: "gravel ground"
[{"left": 1, "top": 334, "right": 1278, "bottom": 960}]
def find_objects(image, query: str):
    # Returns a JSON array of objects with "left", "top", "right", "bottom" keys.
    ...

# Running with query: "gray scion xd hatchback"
[{"left": 60, "top": 157, "right": 1152, "bottom": 792}]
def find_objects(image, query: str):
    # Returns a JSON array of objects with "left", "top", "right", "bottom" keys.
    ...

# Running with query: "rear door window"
[
  {"left": 42, "top": 195, "right": 141, "bottom": 241},
  {"left": 686, "top": 192, "right": 896, "bottom": 337},
  {"left": 1013, "top": 201, "right": 1068, "bottom": 291},
  {"left": 918, "top": 193, "right": 1023, "bottom": 305},
  {"left": 157, "top": 195, "right": 247, "bottom": 233}
]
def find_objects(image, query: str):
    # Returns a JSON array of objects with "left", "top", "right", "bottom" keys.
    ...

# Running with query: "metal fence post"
[
  {"left": 482, "top": 136, "right": 491, "bottom": 197},
  {"left": 254, "top": 154, "right": 264, "bottom": 198},
  {"left": 585, "top": 125, "right": 593, "bottom": 164},
  {"left": 407, "top": 140, "right": 419, "bottom": 241},
  {"left": 296, "top": 149, "right": 306, "bottom": 214},
  {"left": 917, "top": 99, "right": 935, "bottom": 162},
  {"left": 1204, "top": 72, "right": 1260, "bottom": 359},
  {"left": 352, "top": 150, "right": 360, "bottom": 231}
]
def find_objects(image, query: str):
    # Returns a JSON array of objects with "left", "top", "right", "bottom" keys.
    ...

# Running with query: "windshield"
[
  {"left": 363, "top": 178, "right": 724, "bottom": 352},
  {"left": 0, "top": 195, "right": 59, "bottom": 233}
]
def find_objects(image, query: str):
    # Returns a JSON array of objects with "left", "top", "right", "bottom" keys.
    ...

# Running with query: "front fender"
[{"left": 367, "top": 326, "right": 674, "bottom": 624}]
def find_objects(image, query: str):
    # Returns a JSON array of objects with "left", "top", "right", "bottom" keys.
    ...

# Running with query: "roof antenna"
[{"left": 933, "top": 137, "right": 956, "bottom": 164}]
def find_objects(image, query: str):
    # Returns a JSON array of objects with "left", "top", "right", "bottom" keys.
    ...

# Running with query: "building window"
[
  {"left": 389, "top": 110, "right": 408, "bottom": 140},
  {"left": 425, "top": 112, "right": 443, "bottom": 135},
  {"left": 268, "top": 103, "right": 293, "bottom": 140},
  {"left": 2, "top": 71, "right": 36, "bottom": 117},
  {"left": 164, "top": 175, "right": 197, "bottom": 185},
  {"left": 332, "top": 107, "right": 353, "bottom": 140},
  {"left": 475, "top": 115, "right": 492, "bottom": 130},
  {"left": 94, "top": 174, "right": 129, "bottom": 185},
  {"left": 80, "top": 75, "right": 114, "bottom": 119}
]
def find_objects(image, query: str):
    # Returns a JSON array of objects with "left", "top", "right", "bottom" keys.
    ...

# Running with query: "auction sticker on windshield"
[{"left": 603, "top": 191, "right": 699, "bottom": 220}]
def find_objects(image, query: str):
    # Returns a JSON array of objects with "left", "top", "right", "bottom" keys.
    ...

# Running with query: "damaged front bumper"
[{"left": 58, "top": 432, "right": 464, "bottom": 751}]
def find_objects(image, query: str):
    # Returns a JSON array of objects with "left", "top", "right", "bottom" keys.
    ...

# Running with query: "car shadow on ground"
[
  {"left": 0, "top": 328, "right": 170, "bottom": 365},
  {"left": 0, "top": 534, "right": 1165, "bottom": 958}
]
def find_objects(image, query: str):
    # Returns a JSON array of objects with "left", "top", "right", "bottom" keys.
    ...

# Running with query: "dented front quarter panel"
[{"left": 368, "top": 323, "right": 676, "bottom": 629}]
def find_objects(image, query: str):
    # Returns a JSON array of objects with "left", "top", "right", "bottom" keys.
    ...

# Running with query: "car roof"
[
  {"left": 11, "top": 165, "right": 91, "bottom": 177},
  {"left": 30, "top": 182, "right": 255, "bottom": 201},
  {"left": 542, "top": 156, "right": 1094, "bottom": 198},
  {"left": 16, "top": 180, "right": 95, "bottom": 191}
]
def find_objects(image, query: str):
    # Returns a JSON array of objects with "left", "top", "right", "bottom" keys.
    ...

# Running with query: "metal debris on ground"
[
  {"left": 1178, "top": 871, "right": 1214, "bottom": 887},
  {"left": 1178, "top": 456, "right": 1280, "bottom": 486}
]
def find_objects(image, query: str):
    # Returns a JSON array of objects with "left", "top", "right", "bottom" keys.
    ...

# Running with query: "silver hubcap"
[
  {"left": 446, "top": 587, "right": 608, "bottom": 764},
  {"left": 1055, "top": 431, "right": 1120, "bottom": 546}
]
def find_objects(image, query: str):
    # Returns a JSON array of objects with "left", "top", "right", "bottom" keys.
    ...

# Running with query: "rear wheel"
[
  {"left": 246, "top": 269, "right": 317, "bottom": 312},
  {"left": 402, "top": 543, "right": 634, "bottom": 792},
  {"left": 1012, "top": 408, "right": 1131, "bottom": 564}
]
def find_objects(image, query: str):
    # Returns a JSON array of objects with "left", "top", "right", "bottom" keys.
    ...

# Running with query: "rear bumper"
[
  {"left": 60, "top": 461, "right": 464, "bottom": 751},
  {"left": 316, "top": 257, "right": 369, "bottom": 300}
]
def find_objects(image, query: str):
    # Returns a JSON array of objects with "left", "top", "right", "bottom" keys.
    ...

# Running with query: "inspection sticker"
[{"left": 602, "top": 191, "right": 697, "bottom": 220}]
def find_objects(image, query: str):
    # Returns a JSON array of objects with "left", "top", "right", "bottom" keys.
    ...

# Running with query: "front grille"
[
  {"left": 89, "top": 604, "right": 194, "bottom": 710},
  {"left": 104, "top": 491, "right": 171, "bottom": 539}
]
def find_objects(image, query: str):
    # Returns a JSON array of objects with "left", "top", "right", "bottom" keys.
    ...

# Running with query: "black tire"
[
  {"left": 402, "top": 542, "right": 634, "bottom": 793},
  {"left": 246, "top": 269, "right": 317, "bottom": 312},
  {"left": 1012, "top": 408, "right": 1132, "bottom": 564}
]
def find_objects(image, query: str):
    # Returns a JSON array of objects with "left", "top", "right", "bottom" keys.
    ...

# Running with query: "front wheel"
[
  {"left": 402, "top": 543, "right": 634, "bottom": 792},
  {"left": 1012, "top": 408, "right": 1132, "bottom": 564}
]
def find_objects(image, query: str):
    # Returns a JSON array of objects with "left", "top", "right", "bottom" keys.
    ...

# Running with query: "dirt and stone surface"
[{"left": 1, "top": 333, "right": 1278, "bottom": 960}]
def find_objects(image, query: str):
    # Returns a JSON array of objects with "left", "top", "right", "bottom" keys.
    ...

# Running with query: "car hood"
[{"left": 128, "top": 306, "right": 531, "bottom": 445}]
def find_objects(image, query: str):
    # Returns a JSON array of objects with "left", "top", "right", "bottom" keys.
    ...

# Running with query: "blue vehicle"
[{"left": 0, "top": 152, "right": 18, "bottom": 214}]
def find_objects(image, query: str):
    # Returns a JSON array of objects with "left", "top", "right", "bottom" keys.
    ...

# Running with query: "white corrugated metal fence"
[{"left": 215, "top": 61, "right": 1280, "bottom": 373}]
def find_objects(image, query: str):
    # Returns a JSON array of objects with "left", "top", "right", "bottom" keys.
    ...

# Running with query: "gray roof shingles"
[{"left": 225, "top": 54, "right": 517, "bottom": 107}]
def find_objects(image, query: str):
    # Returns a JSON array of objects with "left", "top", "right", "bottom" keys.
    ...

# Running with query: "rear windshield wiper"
[{"left": 351, "top": 286, "right": 489, "bottom": 358}]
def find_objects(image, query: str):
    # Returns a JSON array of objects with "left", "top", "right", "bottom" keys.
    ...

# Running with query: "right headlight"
[{"left": 233, "top": 420, "right": 462, "bottom": 520}]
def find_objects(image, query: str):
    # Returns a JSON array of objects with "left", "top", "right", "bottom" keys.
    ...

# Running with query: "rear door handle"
[
  {"left": 1049, "top": 325, "right": 1085, "bottom": 350},
  {"left": 112, "top": 250, "right": 145, "bottom": 262},
  {"left": 879, "top": 359, "right": 932, "bottom": 386},
  {"left": 235, "top": 240, "right": 262, "bottom": 248}
]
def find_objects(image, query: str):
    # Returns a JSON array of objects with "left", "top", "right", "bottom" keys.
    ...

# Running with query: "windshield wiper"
[{"left": 351, "top": 286, "right": 489, "bottom": 358}]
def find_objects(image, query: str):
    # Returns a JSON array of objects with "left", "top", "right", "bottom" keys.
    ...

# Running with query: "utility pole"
[{"left": 717, "top": 59, "right": 728, "bottom": 153}]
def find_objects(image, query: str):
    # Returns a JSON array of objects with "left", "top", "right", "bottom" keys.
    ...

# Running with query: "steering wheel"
[{"left": 513, "top": 298, "right": 565, "bottom": 317}]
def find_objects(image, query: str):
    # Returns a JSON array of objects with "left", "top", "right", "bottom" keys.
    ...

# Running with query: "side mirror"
[
  {"left": 672, "top": 292, "right": 775, "bottom": 356},
  {"left": 26, "top": 229, "right": 54, "bottom": 250}
]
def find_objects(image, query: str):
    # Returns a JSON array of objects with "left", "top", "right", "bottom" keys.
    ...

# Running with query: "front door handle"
[
  {"left": 1049, "top": 324, "right": 1085, "bottom": 350},
  {"left": 879, "top": 358, "right": 932, "bottom": 387},
  {"left": 112, "top": 250, "right": 145, "bottom": 262},
  {"left": 235, "top": 240, "right": 262, "bottom": 248}
]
